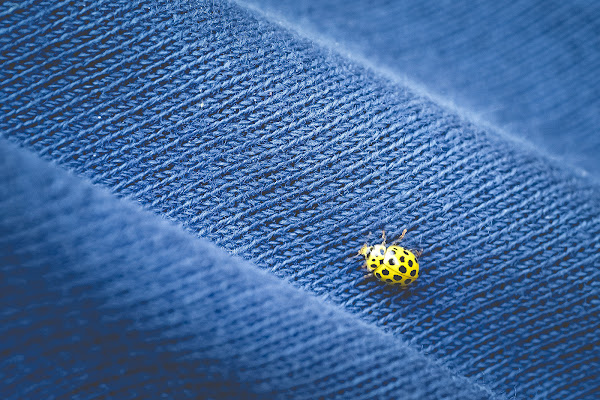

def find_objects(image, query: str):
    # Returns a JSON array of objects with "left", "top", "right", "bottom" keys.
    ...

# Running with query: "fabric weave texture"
[{"left": 1, "top": 1, "right": 599, "bottom": 399}]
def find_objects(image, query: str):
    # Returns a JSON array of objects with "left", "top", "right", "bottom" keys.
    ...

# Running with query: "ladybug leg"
[
  {"left": 391, "top": 229, "right": 407, "bottom": 245},
  {"left": 359, "top": 261, "right": 371, "bottom": 275},
  {"left": 413, "top": 249, "right": 423, "bottom": 258},
  {"left": 381, "top": 229, "right": 387, "bottom": 246}
]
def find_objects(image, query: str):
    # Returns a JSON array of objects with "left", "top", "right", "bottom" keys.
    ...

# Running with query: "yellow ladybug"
[{"left": 358, "top": 229, "right": 420, "bottom": 287}]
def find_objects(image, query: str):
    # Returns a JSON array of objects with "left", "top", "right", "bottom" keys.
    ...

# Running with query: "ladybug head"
[{"left": 358, "top": 244, "right": 372, "bottom": 258}]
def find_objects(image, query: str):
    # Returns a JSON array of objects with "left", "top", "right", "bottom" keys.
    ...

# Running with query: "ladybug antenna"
[
  {"left": 358, "top": 231, "right": 372, "bottom": 257},
  {"left": 391, "top": 229, "right": 407, "bottom": 245},
  {"left": 358, "top": 245, "right": 370, "bottom": 257}
]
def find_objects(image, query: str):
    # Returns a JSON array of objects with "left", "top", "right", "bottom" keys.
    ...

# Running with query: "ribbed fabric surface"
[
  {"left": 1, "top": 1, "right": 599, "bottom": 399},
  {"left": 241, "top": 0, "right": 600, "bottom": 179},
  {"left": 1, "top": 139, "right": 497, "bottom": 399}
]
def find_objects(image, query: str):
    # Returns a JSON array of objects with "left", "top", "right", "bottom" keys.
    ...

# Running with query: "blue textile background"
[
  {"left": 1, "top": 139, "right": 497, "bottom": 399},
  {"left": 241, "top": 0, "right": 600, "bottom": 180},
  {"left": 1, "top": 1, "right": 599, "bottom": 399}
]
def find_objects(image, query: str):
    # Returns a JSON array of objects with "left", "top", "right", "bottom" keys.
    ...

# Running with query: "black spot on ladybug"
[
  {"left": 405, "top": 279, "right": 411, "bottom": 284},
  {"left": 379, "top": 259, "right": 383, "bottom": 264},
  {"left": 404, "top": 250, "right": 409, "bottom": 255},
  {"left": 410, "top": 269, "right": 416, "bottom": 277},
  {"left": 399, "top": 266, "right": 407, "bottom": 274},
  {"left": 408, "top": 260, "right": 413, "bottom": 267},
  {"left": 386, "top": 278, "right": 393, "bottom": 283},
  {"left": 382, "top": 269, "right": 389, "bottom": 275},
  {"left": 370, "top": 264, "right": 378, "bottom": 270},
  {"left": 388, "top": 258, "right": 395, "bottom": 265},
  {"left": 400, "top": 256, "right": 405, "bottom": 262},
  {"left": 375, "top": 272, "right": 381, "bottom": 279},
  {"left": 393, "top": 275, "right": 401, "bottom": 280}
]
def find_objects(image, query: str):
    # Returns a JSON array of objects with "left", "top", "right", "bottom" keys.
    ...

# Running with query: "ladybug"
[{"left": 358, "top": 229, "right": 420, "bottom": 287}]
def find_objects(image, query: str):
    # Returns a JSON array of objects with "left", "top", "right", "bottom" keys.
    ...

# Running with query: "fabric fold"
[
  {"left": 1, "top": 1, "right": 598, "bottom": 398},
  {"left": 1, "top": 139, "right": 498, "bottom": 398}
]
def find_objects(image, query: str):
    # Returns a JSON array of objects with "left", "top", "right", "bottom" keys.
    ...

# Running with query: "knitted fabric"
[
  {"left": 1, "top": 139, "right": 497, "bottom": 398},
  {"left": 241, "top": 0, "right": 600, "bottom": 179},
  {"left": 1, "top": 1, "right": 599, "bottom": 399}
]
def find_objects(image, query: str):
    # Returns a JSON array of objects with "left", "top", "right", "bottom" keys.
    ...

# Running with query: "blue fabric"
[
  {"left": 242, "top": 0, "right": 600, "bottom": 180},
  {"left": 0, "top": 139, "right": 495, "bottom": 398},
  {"left": 1, "top": 1, "right": 599, "bottom": 399}
]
